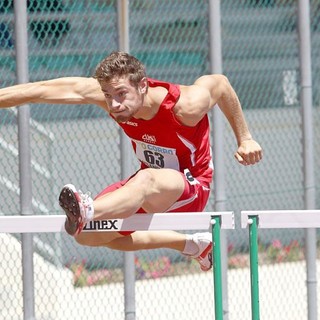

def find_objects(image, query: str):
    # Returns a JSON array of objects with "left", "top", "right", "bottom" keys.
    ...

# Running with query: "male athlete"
[{"left": 0, "top": 51, "right": 262, "bottom": 271}]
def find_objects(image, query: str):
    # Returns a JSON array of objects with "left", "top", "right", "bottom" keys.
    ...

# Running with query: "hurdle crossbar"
[
  {"left": 0, "top": 211, "right": 234, "bottom": 233},
  {"left": 241, "top": 210, "right": 320, "bottom": 229}
]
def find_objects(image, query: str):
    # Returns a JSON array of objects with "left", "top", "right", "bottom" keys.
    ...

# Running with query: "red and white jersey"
[{"left": 116, "top": 78, "right": 213, "bottom": 187}]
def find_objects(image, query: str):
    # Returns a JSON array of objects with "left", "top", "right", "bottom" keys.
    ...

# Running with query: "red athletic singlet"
[{"left": 117, "top": 78, "right": 213, "bottom": 187}]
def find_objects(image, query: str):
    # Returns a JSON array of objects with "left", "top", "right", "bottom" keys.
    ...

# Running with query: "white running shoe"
[
  {"left": 59, "top": 184, "right": 94, "bottom": 236},
  {"left": 188, "top": 232, "right": 213, "bottom": 271}
]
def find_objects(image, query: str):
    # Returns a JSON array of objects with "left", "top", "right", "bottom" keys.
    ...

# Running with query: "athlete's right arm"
[{"left": 0, "top": 77, "right": 107, "bottom": 109}]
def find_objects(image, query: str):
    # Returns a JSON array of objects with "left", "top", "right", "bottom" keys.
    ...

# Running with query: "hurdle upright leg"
[
  {"left": 211, "top": 215, "right": 223, "bottom": 320},
  {"left": 248, "top": 215, "right": 260, "bottom": 320}
]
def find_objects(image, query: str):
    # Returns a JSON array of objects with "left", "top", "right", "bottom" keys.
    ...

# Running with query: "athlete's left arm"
[{"left": 180, "top": 74, "right": 262, "bottom": 165}]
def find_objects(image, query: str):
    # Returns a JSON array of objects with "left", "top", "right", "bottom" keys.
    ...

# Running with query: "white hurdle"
[
  {"left": 241, "top": 210, "right": 320, "bottom": 320},
  {"left": 0, "top": 211, "right": 234, "bottom": 233},
  {"left": 0, "top": 211, "right": 234, "bottom": 320},
  {"left": 241, "top": 209, "right": 320, "bottom": 229}
]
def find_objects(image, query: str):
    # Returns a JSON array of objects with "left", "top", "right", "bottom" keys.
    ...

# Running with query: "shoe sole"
[{"left": 59, "top": 185, "right": 82, "bottom": 235}]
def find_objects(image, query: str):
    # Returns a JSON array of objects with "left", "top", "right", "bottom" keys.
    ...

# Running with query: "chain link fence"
[{"left": 0, "top": 0, "right": 319, "bottom": 319}]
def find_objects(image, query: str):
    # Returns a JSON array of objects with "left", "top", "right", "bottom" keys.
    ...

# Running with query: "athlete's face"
[{"left": 100, "top": 76, "right": 146, "bottom": 123}]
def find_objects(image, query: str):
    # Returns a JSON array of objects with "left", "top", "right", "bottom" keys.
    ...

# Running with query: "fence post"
[
  {"left": 14, "top": 1, "right": 36, "bottom": 319},
  {"left": 117, "top": 1, "right": 136, "bottom": 319},
  {"left": 209, "top": 1, "right": 229, "bottom": 316},
  {"left": 297, "top": 1, "right": 317, "bottom": 319}
]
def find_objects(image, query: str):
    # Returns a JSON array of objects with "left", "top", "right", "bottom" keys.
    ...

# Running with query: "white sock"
[
  {"left": 82, "top": 196, "right": 94, "bottom": 222},
  {"left": 182, "top": 234, "right": 199, "bottom": 256},
  {"left": 85, "top": 203, "right": 94, "bottom": 221}
]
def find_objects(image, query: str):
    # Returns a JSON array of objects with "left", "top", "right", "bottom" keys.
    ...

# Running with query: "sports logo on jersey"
[
  {"left": 142, "top": 134, "right": 156, "bottom": 144},
  {"left": 125, "top": 121, "right": 138, "bottom": 126}
]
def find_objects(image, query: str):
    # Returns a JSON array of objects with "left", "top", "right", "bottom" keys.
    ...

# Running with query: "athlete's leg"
[
  {"left": 59, "top": 168, "right": 186, "bottom": 236},
  {"left": 117, "top": 231, "right": 213, "bottom": 272},
  {"left": 76, "top": 230, "right": 186, "bottom": 251},
  {"left": 92, "top": 168, "right": 186, "bottom": 219},
  {"left": 73, "top": 168, "right": 185, "bottom": 245},
  {"left": 61, "top": 168, "right": 212, "bottom": 271},
  {"left": 76, "top": 230, "right": 212, "bottom": 272}
]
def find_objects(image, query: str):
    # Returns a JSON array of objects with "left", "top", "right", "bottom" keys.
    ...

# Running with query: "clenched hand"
[{"left": 234, "top": 139, "right": 263, "bottom": 166}]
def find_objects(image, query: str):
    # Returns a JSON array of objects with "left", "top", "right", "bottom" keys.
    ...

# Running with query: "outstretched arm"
[
  {"left": 0, "top": 77, "right": 107, "bottom": 109},
  {"left": 184, "top": 74, "right": 262, "bottom": 165}
]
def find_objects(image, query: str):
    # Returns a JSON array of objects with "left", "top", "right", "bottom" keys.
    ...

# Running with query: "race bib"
[{"left": 133, "top": 139, "right": 180, "bottom": 170}]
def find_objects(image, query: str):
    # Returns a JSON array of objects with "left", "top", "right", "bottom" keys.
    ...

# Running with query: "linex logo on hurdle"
[{"left": 83, "top": 220, "right": 119, "bottom": 231}]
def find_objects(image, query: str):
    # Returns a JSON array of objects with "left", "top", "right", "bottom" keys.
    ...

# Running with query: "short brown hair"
[{"left": 94, "top": 51, "right": 146, "bottom": 88}]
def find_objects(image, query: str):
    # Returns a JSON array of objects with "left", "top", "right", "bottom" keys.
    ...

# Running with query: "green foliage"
[
  {"left": 66, "top": 256, "right": 173, "bottom": 288},
  {"left": 261, "top": 239, "right": 304, "bottom": 264},
  {"left": 228, "top": 239, "right": 305, "bottom": 269}
]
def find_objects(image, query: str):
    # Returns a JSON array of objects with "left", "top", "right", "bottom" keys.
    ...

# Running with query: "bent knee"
[{"left": 132, "top": 169, "right": 155, "bottom": 187}]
